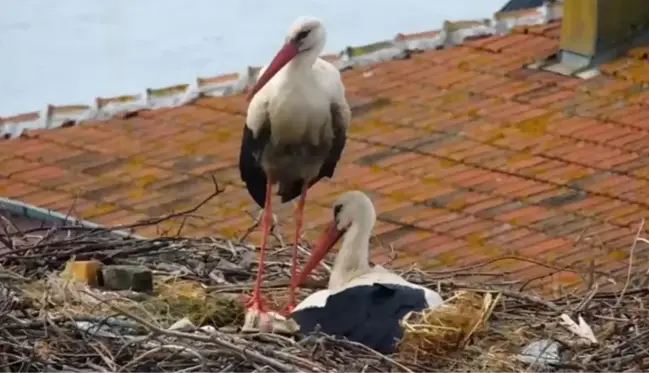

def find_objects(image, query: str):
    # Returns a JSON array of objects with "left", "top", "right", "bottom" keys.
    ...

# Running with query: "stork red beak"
[
  {"left": 247, "top": 42, "right": 300, "bottom": 101},
  {"left": 295, "top": 221, "right": 346, "bottom": 286}
]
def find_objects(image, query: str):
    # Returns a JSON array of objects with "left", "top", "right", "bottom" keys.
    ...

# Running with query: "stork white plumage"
[
  {"left": 239, "top": 16, "right": 351, "bottom": 319},
  {"left": 289, "top": 191, "right": 444, "bottom": 354}
]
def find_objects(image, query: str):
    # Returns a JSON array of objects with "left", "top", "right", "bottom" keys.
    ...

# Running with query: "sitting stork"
[
  {"left": 289, "top": 191, "right": 444, "bottom": 354},
  {"left": 239, "top": 16, "right": 351, "bottom": 317}
]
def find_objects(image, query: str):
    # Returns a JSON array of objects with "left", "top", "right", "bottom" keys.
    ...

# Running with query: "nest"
[
  {"left": 398, "top": 290, "right": 498, "bottom": 361},
  {"left": 2, "top": 207, "right": 649, "bottom": 372}
]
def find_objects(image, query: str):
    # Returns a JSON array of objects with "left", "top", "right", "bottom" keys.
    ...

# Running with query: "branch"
[{"left": 82, "top": 290, "right": 302, "bottom": 372}]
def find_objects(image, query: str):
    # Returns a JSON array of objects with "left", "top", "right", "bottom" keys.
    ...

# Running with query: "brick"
[
  {"left": 585, "top": 174, "right": 646, "bottom": 194},
  {"left": 21, "top": 190, "right": 75, "bottom": 208},
  {"left": 598, "top": 203, "right": 643, "bottom": 224},
  {"left": 388, "top": 229, "right": 435, "bottom": 249},
  {"left": 432, "top": 215, "right": 482, "bottom": 233},
  {"left": 494, "top": 205, "right": 556, "bottom": 225},
  {"left": 463, "top": 197, "right": 511, "bottom": 214},
  {"left": 613, "top": 209, "right": 649, "bottom": 227},
  {"left": 61, "top": 260, "right": 103, "bottom": 287},
  {"left": 506, "top": 232, "right": 553, "bottom": 253},
  {"left": 0, "top": 180, "right": 39, "bottom": 198},
  {"left": 562, "top": 196, "right": 615, "bottom": 214},
  {"left": 0, "top": 158, "right": 41, "bottom": 177},
  {"left": 378, "top": 178, "right": 422, "bottom": 195},
  {"left": 532, "top": 213, "right": 593, "bottom": 236},
  {"left": 449, "top": 220, "right": 499, "bottom": 238},
  {"left": 416, "top": 210, "right": 464, "bottom": 229},
  {"left": 95, "top": 210, "right": 150, "bottom": 227},
  {"left": 381, "top": 204, "right": 440, "bottom": 225},
  {"left": 447, "top": 170, "right": 498, "bottom": 188},
  {"left": 417, "top": 239, "right": 467, "bottom": 266},
  {"left": 11, "top": 165, "right": 74, "bottom": 188},
  {"left": 100, "top": 265, "right": 153, "bottom": 293},
  {"left": 485, "top": 227, "right": 536, "bottom": 246},
  {"left": 375, "top": 151, "right": 422, "bottom": 169},
  {"left": 519, "top": 237, "right": 573, "bottom": 257}
]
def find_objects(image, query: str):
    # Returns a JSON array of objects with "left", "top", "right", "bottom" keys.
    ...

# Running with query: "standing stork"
[
  {"left": 239, "top": 16, "right": 350, "bottom": 317},
  {"left": 289, "top": 191, "right": 444, "bottom": 354}
]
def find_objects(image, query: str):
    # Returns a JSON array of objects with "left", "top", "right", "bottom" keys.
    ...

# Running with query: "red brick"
[
  {"left": 378, "top": 178, "right": 422, "bottom": 195},
  {"left": 0, "top": 158, "right": 41, "bottom": 177},
  {"left": 0, "top": 179, "right": 39, "bottom": 198},
  {"left": 562, "top": 196, "right": 614, "bottom": 214},
  {"left": 486, "top": 227, "right": 536, "bottom": 245},
  {"left": 416, "top": 210, "right": 463, "bottom": 229},
  {"left": 519, "top": 237, "right": 573, "bottom": 257},
  {"left": 463, "top": 197, "right": 510, "bottom": 214},
  {"left": 449, "top": 220, "right": 500, "bottom": 237},
  {"left": 506, "top": 232, "right": 553, "bottom": 252},
  {"left": 494, "top": 205, "right": 557, "bottom": 225},
  {"left": 20, "top": 190, "right": 75, "bottom": 208},
  {"left": 433, "top": 215, "right": 482, "bottom": 232}
]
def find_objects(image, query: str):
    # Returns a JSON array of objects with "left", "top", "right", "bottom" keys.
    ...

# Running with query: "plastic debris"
[
  {"left": 516, "top": 339, "right": 561, "bottom": 370},
  {"left": 559, "top": 313, "right": 598, "bottom": 345},
  {"left": 168, "top": 317, "right": 196, "bottom": 332}
]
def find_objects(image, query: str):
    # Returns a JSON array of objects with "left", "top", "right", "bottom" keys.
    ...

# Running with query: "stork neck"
[
  {"left": 328, "top": 218, "right": 373, "bottom": 289},
  {"left": 287, "top": 45, "right": 322, "bottom": 73}
]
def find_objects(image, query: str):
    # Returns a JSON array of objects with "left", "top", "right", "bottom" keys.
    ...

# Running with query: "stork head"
[
  {"left": 296, "top": 191, "right": 376, "bottom": 284},
  {"left": 285, "top": 16, "right": 326, "bottom": 54},
  {"left": 247, "top": 16, "right": 327, "bottom": 101}
]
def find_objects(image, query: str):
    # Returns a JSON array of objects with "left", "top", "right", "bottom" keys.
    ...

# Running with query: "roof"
[{"left": 2, "top": 2, "right": 649, "bottom": 294}]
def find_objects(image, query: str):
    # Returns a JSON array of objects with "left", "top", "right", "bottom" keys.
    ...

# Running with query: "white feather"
[
  {"left": 293, "top": 191, "right": 444, "bottom": 312},
  {"left": 293, "top": 272, "right": 443, "bottom": 312},
  {"left": 293, "top": 289, "right": 330, "bottom": 311},
  {"left": 245, "top": 18, "right": 350, "bottom": 137}
]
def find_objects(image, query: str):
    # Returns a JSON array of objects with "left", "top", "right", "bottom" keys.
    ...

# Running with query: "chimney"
[{"left": 557, "top": 0, "right": 649, "bottom": 70}]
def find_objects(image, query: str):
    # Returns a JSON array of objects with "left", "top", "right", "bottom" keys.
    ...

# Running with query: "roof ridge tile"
[{"left": 0, "top": 1, "right": 562, "bottom": 140}]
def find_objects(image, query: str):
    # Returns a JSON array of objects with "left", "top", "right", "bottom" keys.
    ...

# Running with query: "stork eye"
[
  {"left": 333, "top": 204, "right": 342, "bottom": 219},
  {"left": 295, "top": 30, "right": 310, "bottom": 41}
]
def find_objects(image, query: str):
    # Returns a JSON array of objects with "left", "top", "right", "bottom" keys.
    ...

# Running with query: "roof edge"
[
  {"left": 0, "top": 197, "right": 146, "bottom": 239},
  {"left": 0, "top": 1, "right": 563, "bottom": 140}
]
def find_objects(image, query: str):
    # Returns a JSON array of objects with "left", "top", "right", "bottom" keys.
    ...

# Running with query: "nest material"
[
  {"left": 397, "top": 290, "right": 498, "bottom": 362},
  {"left": 21, "top": 272, "right": 246, "bottom": 329},
  {"left": 2, "top": 213, "right": 649, "bottom": 372},
  {"left": 152, "top": 277, "right": 245, "bottom": 327}
]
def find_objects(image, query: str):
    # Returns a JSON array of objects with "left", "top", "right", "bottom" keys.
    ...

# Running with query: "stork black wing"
[
  {"left": 290, "top": 283, "right": 428, "bottom": 354},
  {"left": 317, "top": 102, "right": 348, "bottom": 180},
  {"left": 239, "top": 122, "right": 270, "bottom": 208}
]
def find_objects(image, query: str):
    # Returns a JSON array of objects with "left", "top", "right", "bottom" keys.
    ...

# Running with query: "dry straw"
[
  {"left": 397, "top": 290, "right": 499, "bottom": 362},
  {"left": 22, "top": 272, "right": 246, "bottom": 328}
]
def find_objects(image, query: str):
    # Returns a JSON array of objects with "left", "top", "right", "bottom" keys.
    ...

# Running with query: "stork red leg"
[
  {"left": 246, "top": 179, "right": 274, "bottom": 312},
  {"left": 282, "top": 183, "right": 308, "bottom": 315}
]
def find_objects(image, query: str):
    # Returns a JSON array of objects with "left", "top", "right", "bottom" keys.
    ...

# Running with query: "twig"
[
  {"left": 111, "top": 176, "right": 225, "bottom": 232},
  {"left": 0, "top": 214, "right": 19, "bottom": 250},
  {"left": 615, "top": 218, "right": 645, "bottom": 308},
  {"left": 82, "top": 290, "right": 301, "bottom": 372},
  {"left": 327, "top": 336, "right": 413, "bottom": 373},
  {"left": 238, "top": 209, "right": 281, "bottom": 244}
]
